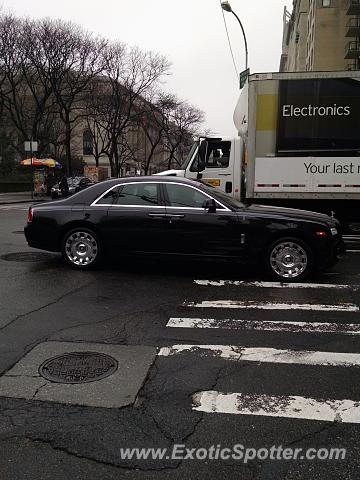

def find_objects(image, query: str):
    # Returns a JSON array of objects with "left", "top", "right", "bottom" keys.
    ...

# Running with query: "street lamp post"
[{"left": 221, "top": 0, "right": 249, "bottom": 72}]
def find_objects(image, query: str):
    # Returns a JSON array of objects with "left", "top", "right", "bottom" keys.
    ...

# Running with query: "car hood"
[{"left": 244, "top": 204, "right": 335, "bottom": 225}]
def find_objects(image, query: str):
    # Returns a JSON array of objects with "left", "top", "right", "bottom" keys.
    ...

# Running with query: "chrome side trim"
[{"left": 90, "top": 180, "right": 231, "bottom": 212}]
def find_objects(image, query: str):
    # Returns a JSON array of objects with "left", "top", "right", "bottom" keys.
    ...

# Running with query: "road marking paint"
[
  {"left": 159, "top": 344, "right": 360, "bottom": 367},
  {"left": 192, "top": 391, "right": 360, "bottom": 423},
  {"left": 183, "top": 300, "right": 359, "bottom": 312},
  {"left": 0, "top": 206, "right": 28, "bottom": 211},
  {"left": 166, "top": 317, "right": 360, "bottom": 335},
  {"left": 194, "top": 280, "right": 358, "bottom": 290}
]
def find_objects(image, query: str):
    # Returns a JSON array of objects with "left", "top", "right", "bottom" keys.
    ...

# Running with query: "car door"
[
  {"left": 104, "top": 181, "right": 169, "bottom": 255},
  {"left": 161, "top": 182, "right": 246, "bottom": 258}
]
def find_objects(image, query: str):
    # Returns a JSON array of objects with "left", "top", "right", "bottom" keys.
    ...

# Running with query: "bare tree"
[
  {"left": 163, "top": 101, "right": 204, "bottom": 169},
  {"left": 136, "top": 92, "right": 204, "bottom": 173},
  {"left": 0, "top": 15, "right": 65, "bottom": 160},
  {"left": 0, "top": 11, "right": 202, "bottom": 180},
  {"left": 88, "top": 44, "right": 170, "bottom": 177},
  {"left": 34, "top": 18, "right": 108, "bottom": 174},
  {"left": 134, "top": 92, "right": 176, "bottom": 174},
  {"left": 0, "top": 14, "right": 31, "bottom": 156},
  {"left": 84, "top": 77, "right": 111, "bottom": 166}
]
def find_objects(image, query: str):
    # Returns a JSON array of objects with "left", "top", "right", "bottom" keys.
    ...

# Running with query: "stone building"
[{"left": 280, "top": 0, "right": 360, "bottom": 71}]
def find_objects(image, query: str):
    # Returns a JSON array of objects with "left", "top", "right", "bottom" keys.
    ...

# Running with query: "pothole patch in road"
[
  {"left": 39, "top": 352, "right": 119, "bottom": 384},
  {"left": 0, "top": 252, "right": 56, "bottom": 262}
]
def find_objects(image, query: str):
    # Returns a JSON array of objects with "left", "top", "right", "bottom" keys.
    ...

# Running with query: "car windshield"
[{"left": 199, "top": 181, "right": 244, "bottom": 209}]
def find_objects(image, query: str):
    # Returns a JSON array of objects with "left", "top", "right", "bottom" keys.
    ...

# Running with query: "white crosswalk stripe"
[
  {"left": 194, "top": 279, "right": 359, "bottom": 290},
  {"left": 159, "top": 344, "right": 360, "bottom": 367},
  {"left": 184, "top": 300, "right": 359, "bottom": 312},
  {"left": 160, "top": 278, "right": 360, "bottom": 424},
  {"left": 166, "top": 317, "right": 360, "bottom": 335},
  {"left": 0, "top": 204, "right": 29, "bottom": 211},
  {"left": 192, "top": 391, "right": 360, "bottom": 424}
]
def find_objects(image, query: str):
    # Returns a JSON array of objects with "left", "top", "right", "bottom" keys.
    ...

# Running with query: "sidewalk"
[{"left": 0, "top": 192, "right": 49, "bottom": 205}]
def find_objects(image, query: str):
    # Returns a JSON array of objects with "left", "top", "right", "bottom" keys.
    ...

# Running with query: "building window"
[
  {"left": 83, "top": 130, "right": 93, "bottom": 156},
  {"left": 322, "top": 0, "right": 330, "bottom": 6}
]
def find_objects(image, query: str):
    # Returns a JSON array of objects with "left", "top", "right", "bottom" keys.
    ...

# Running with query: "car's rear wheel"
[
  {"left": 266, "top": 237, "right": 313, "bottom": 282},
  {"left": 62, "top": 228, "right": 101, "bottom": 270}
]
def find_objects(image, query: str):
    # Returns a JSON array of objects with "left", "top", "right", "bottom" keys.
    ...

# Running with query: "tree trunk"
[
  {"left": 64, "top": 111, "right": 72, "bottom": 176},
  {"left": 108, "top": 148, "right": 115, "bottom": 177},
  {"left": 112, "top": 139, "right": 119, "bottom": 177},
  {"left": 167, "top": 146, "right": 177, "bottom": 169}
]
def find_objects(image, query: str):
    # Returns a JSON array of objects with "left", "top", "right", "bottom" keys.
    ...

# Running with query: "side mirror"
[
  {"left": 202, "top": 198, "right": 217, "bottom": 213},
  {"left": 197, "top": 140, "right": 207, "bottom": 172}
]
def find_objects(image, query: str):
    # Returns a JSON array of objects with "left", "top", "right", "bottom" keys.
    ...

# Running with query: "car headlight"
[{"left": 330, "top": 227, "right": 338, "bottom": 236}]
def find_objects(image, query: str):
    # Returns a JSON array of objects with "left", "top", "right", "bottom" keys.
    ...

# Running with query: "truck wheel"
[
  {"left": 266, "top": 237, "right": 313, "bottom": 282},
  {"left": 62, "top": 228, "right": 102, "bottom": 270}
]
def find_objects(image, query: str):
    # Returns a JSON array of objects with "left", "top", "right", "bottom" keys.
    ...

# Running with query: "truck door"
[{"left": 185, "top": 139, "right": 235, "bottom": 195}]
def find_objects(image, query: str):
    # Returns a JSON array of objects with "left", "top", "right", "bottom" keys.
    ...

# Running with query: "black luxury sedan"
[{"left": 24, "top": 176, "right": 345, "bottom": 281}]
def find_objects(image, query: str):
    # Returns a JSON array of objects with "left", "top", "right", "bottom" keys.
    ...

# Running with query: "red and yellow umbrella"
[{"left": 20, "top": 158, "right": 62, "bottom": 168}]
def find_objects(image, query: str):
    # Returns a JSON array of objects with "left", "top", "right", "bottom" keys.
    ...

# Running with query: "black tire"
[
  {"left": 61, "top": 227, "right": 102, "bottom": 270},
  {"left": 266, "top": 236, "right": 313, "bottom": 282}
]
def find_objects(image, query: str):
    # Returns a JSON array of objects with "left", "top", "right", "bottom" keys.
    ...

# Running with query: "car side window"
[
  {"left": 96, "top": 187, "right": 120, "bottom": 205},
  {"left": 114, "top": 183, "right": 159, "bottom": 206},
  {"left": 165, "top": 184, "right": 212, "bottom": 208}
]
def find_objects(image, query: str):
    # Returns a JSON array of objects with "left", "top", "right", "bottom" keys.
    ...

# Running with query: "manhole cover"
[
  {"left": 1, "top": 252, "right": 56, "bottom": 262},
  {"left": 38, "top": 352, "right": 119, "bottom": 384}
]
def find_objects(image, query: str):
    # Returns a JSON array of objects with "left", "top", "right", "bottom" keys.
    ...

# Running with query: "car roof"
[
  {"left": 42, "top": 175, "right": 209, "bottom": 207},
  {"left": 98, "top": 175, "right": 202, "bottom": 187}
]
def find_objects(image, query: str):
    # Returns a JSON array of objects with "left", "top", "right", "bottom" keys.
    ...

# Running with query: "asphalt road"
[{"left": 0, "top": 203, "right": 359, "bottom": 479}]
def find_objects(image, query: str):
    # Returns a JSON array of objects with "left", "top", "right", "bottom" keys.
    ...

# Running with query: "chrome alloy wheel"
[
  {"left": 65, "top": 231, "right": 98, "bottom": 267},
  {"left": 269, "top": 241, "right": 308, "bottom": 280}
]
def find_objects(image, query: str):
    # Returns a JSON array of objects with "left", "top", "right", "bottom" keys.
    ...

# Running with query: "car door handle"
[{"left": 148, "top": 213, "right": 168, "bottom": 218}]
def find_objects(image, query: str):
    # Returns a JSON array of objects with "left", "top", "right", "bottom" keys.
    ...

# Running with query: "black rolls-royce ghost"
[{"left": 24, "top": 176, "right": 345, "bottom": 281}]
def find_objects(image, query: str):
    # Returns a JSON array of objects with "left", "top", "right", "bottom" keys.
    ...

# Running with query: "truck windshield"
[
  {"left": 200, "top": 182, "right": 244, "bottom": 209},
  {"left": 181, "top": 142, "right": 198, "bottom": 170}
]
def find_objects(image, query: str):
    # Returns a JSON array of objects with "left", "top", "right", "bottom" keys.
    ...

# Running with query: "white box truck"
[{"left": 158, "top": 71, "right": 360, "bottom": 238}]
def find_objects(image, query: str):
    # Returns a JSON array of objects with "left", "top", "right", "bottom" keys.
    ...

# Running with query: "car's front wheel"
[
  {"left": 266, "top": 237, "right": 313, "bottom": 282},
  {"left": 62, "top": 228, "right": 101, "bottom": 270}
]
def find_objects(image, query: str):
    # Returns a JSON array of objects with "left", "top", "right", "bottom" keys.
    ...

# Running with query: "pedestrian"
[
  {"left": 59, "top": 175, "right": 69, "bottom": 197},
  {"left": 45, "top": 172, "right": 54, "bottom": 197}
]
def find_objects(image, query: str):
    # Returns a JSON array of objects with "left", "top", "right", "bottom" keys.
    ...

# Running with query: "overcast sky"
[{"left": 2, "top": 0, "right": 292, "bottom": 136}]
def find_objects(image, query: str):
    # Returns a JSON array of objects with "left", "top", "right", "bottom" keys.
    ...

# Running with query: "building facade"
[{"left": 281, "top": 0, "right": 360, "bottom": 72}]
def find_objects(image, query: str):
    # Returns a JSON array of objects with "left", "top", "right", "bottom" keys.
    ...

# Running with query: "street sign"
[
  {"left": 24, "top": 141, "right": 38, "bottom": 152},
  {"left": 240, "top": 68, "right": 250, "bottom": 89}
]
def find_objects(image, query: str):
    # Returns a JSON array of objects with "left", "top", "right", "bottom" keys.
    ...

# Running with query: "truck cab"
[{"left": 157, "top": 136, "right": 242, "bottom": 200}]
